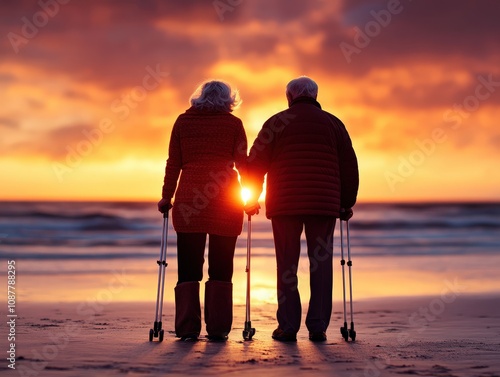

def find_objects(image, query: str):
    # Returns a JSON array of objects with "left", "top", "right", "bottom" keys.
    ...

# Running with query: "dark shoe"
[
  {"left": 180, "top": 333, "right": 199, "bottom": 342},
  {"left": 272, "top": 328, "right": 297, "bottom": 342},
  {"left": 206, "top": 334, "right": 228, "bottom": 342},
  {"left": 309, "top": 331, "right": 327, "bottom": 342}
]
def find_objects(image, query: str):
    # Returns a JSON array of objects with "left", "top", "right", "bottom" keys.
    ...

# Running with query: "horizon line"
[{"left": 0, "top": 198, "right": 499, "bottom": 204}]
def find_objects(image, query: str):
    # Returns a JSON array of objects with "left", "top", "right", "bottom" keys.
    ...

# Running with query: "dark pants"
[
  {"left": 271, "top": 215, "right": 335, "bottom": 334},
  {"left": 176, "top": 232, "right": 237, "bottom": 284}
]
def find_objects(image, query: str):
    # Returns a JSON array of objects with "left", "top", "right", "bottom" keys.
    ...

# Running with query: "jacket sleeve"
[
  {"left": 246, "top": 116, "right": 277, "bottom": 201},
  {"left": 161, "top": 120, "right": 182, "bottom": 200},
  {"left": 233, "top": 120, "right": 248, "bottom": 179},
  {"left": 336, "top": 119, "right": 359, "bottom": 209}
]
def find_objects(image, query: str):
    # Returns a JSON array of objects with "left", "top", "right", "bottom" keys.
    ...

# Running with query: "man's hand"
[
  {"left": 244, "top": 202, "right": 260, "bottom": 216},
  {"left": 157, "top": 198, "right": 173, "bottom": 213},
  {"left": 339, "top": 208, "right": 353, "bottom": 221}
]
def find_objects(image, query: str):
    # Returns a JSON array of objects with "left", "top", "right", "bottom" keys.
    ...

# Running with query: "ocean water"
[{"left": 1, "top": 201, "right": 499, "bottom": 303}]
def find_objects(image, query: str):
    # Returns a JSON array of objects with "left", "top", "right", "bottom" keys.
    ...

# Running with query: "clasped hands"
[{"left": 244, "top": 201, "right": 260, "bottom": 216}]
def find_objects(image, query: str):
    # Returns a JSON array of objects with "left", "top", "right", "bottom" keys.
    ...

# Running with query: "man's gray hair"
[
  {"left": 286, "top": 76, "right": 318, "bottom": 101},
  {"left": 190, "top": 80, "right": 241, "bottom": 112}
]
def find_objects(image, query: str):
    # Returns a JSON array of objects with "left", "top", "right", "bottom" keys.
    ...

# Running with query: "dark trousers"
[
  {"left": 176, "top": 232, "right": 237, "bottom": 284},
  {"left": 271, "top": 215, "right": 335, "bottom": 334}
]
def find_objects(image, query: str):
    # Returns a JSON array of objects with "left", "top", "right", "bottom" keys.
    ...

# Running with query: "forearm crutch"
[
  {"left": 149, "top": 212, "right": 169, "bottom": 342},
  {"left": 339, "top": 219, "right": 356, "bottom": 341},
  {"left": 242, "top": 214, "right": 256, "bottom": 340}
]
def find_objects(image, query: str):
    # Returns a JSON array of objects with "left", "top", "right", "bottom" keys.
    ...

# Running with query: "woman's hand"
[{"left": 158, "top": 198, "right": 173, "bottom": 213}]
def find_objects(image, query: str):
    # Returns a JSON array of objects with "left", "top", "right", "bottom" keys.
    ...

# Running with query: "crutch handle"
[
  {"left": 161, "top": 203, "right": 172, "bottom": 218},
  {"left": 339, "top": 208, "right": 353, "bottom": 221}
]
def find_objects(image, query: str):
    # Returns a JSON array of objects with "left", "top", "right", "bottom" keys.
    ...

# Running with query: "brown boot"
[
  {"left": 175, "top": 281, "right": 201, "bottom": 340},
  {"left": 204, "top": 280, "right": 233, "bottom": 341}
]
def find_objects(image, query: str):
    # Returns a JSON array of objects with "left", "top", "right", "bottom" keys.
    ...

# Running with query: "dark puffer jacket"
[{"left": 247, "top": 96, "right": 358, "bottom": 219}]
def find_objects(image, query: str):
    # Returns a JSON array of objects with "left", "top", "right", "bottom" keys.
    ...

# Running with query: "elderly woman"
[{"left": 158, "top": 80, "right": 247, "bottom": 341}]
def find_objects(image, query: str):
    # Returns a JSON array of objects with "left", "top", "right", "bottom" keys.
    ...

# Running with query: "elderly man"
[{"left": 245, "top": 76, "right": 359, "bottom": 342}]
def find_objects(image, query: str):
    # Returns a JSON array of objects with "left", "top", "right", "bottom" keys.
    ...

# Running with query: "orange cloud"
[{"left": 1, "top": 0, "right": 500, "bottom": 201}]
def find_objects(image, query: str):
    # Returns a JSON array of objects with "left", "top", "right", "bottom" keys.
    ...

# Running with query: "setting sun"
[{"left": 241, "top": 187, "right": 252, "bottom": 204}]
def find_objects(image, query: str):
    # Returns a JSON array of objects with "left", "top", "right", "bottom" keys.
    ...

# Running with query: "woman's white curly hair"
[{"left": 190, "top": 80, "right": 241, "bottom": 112}]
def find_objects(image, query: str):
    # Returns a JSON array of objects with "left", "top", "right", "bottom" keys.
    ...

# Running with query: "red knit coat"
[{"left": 161, "top": 107, "right": 247, "bottom": 236}]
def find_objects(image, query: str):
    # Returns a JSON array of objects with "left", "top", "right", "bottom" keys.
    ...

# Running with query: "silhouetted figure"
[
  {"left": 158, "top": 80, "right": 247, "bottom": 341},
  {"left": 245, "top": 76, "right": 359, "bottom": 342}
]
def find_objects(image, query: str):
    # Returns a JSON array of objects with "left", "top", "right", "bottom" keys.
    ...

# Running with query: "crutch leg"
[
  {"left": 346, "top": 220, "right": 356, "bottom": 341},
  {"left": 243, "top": 214, "right": 256, "bottom": 341},
  {"left": 150, "top": 212, "right": 169, "bottom": 342},
  {"left": 339, "top": 220, "right": 349, "bottom": 341}
]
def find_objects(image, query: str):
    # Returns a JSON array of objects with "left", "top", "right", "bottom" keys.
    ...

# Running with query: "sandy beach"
[
  {"left": 7, "top": 294, "right": 499, "bottom": 377},
  {"left": 3, "top": 202, "right": 500, "bottom": 376},
  {"left": 2, "top": 0, "right": 500, "bottom": 375}
]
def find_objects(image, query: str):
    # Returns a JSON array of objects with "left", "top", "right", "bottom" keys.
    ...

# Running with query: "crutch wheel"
[
  {"left": 340, "top": 325, "right": 349, "bottom": 341},
  {"left": 149, "top": 329, "right": 154, "bottom": 342},
  {"left": 242, "top": 330, "right": 249, "bottom": 340},
  {"left": 243, "top": 327, "right": 255, "bottom": 341},
  {"left": 349, "top": 329, "right": 356, "bottom": 341},
  {"left": 159, "top": 329, "right": 164, "bottom": 342}
]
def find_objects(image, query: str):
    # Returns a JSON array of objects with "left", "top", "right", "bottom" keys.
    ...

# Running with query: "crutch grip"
[{"left": 339, "top": 208, "right": 353, "bottom": 221}]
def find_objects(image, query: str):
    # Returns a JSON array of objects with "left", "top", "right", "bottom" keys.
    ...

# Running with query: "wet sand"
[{"left": 9, "top": 294, "right": 500, "bottom": 376}]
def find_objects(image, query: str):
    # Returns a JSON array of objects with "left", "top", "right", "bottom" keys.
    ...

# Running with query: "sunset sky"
[{"left": 1, "top": 0, "right": 499, "bottom": 202}]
